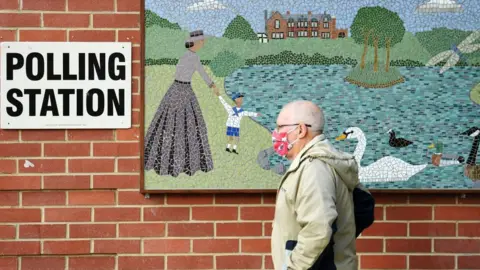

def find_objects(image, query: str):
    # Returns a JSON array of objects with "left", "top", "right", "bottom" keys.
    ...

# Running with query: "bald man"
[{"left": 271, "top": 100, "right": 359, "bottom": 270}]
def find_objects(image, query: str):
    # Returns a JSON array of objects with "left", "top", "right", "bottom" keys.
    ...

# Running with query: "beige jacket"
[{"left": 271, "top": 134, "right": 360, "bottom": 270}]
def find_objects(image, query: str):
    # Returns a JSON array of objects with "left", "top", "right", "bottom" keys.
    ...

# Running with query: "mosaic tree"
[
  {"left": 351, "top": 6, "right": 405, "bottom": 72},
  {"left": 223, "top": 15, "right": 257, "bottom": 40},
  {"left": 145, "top": 9, "right": 181, "bottom": 29}
]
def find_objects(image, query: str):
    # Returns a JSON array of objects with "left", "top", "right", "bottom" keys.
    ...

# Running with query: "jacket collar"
[{"left": 287, "top": 133, "right": 326, "bottom": 172}]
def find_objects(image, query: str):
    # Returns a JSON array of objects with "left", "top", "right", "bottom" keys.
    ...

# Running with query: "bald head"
[{"left": 277, "top": 100, "right": 325, "bottom": 134}]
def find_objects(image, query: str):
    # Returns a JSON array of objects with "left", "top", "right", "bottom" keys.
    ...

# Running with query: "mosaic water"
[{"left": 225, "top": 65, "right": 480, "bottom": 189}]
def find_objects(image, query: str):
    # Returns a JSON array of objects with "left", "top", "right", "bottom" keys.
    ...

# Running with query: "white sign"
[{"left": 0, "top": 42, "right": 131, "bottom": 129}]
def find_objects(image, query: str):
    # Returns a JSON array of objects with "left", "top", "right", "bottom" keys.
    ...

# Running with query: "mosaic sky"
[{"left": 145, "top": 0, "right": 480, "bottom": 36}]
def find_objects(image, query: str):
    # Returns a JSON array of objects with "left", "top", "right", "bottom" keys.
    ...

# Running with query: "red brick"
[
  {"left": 21, "top": 130, "right": 65, "bottom": 141},
  {"left": 93, "top": 143, "right": 139, "bottom": 156},
  {"left": 360, "top": 255, "right": 406, "bottom": 269},
  {"left": 215, "top": 194, "right": 262, "bottom": 204},
  {"left": 68, "top": 191, "right": 115, "bottom": 205},
  {"left": 20, "top": 30, "right": 66, "bottom": 41},
  {"left": 0, "top": 130, "right": 19, "bottom": 141},
  {"left": 93, "top": 14, "right": 139, "bottom": 28},
  {"left": 21, "top": 257, "right": 65, "bottom": 270},
  {"left": 95, "top": 208, "right": 140, "bottom": 222},
  {"left": 118, "top": 256, "right": 164, "bottom": 270},
  {"left": 19, "top": 159, "right": 66, "bottom": 173},
  {"left": 263, "top": 194, "right": 276, "bottom": 204},
  {"left": 361, "top": 222, "right": 408, "bottom": 237},
  {"left": 264, "top": 222, "right": 272, "bottom": 236},
  {"left": 458, "top": 256, "right": 480, "bottom": 269},
  {"left": 0, "top": 191, "right": 19, "bottom": 206},
  {"left": 168, "top": 223, "right": 214, "bottom": 237},
  {"left": 118, "top": 191, "right": 164, "bottom": 205},
  {"left": 119, "top": 30, "right": 140, "bottom": 44},
  {"left": 0, "top": 176, "right": 41, "bottom": 190},
  {"left": 132, "top": 111, "right": 140, "bottom": 125},
  {"left": 409, "top": 222, "right": 456, "bottom": 237},
  {"left": 69, "top": 30, "right": 116, "bottom": 42},
  {"left": 94, "top": 240, "right": 140, "bottom": 253},
  {"left": 168, "top": 256, "right": 213, "bottom": 270},
  {"left": 374, "top": 206, "right": 384, "bottom": 221},
  {"left": 373, "top": 194, "right": 408, "bottom": 204},
  {"left": 44, "top": 143, "right": 90, "bottom": 157},
  {"left": 265, "top": 255, "right": 274, "bottom": 269},
  {"left": 0, "top": 143, "right": 41, "bottom": 157},
  {"left": 43, "top": 240, "right": 90, "bottom": 255},
  {"left": 458, "top": 223, "right": 480, "bottom": 237},
  {"left": 43, "top": 175, "right": 90, "bottom": 190},
  {"left": 0, "top": 30, "right": 15, "bottom": 42},
  {"left": 0, "top": 13, "right": 40, "bottom": 27},
  {"left": 0, "top": 241, "right": 40, "bottom": 255},
  {"left": 216, "top": 255, "right": 262, "bottom": 269},
  {"left": 0, "top": 0, "right": 18, "bottom": 10},
  {"left": 93, "top": 175, "right": 139, "bottom": 189},
  {"left": 409, "top": 255, "right": 455, "bottom": 269},
  {"left": 44, "top": 208, "right": 91, "bottom": 222},
  {"left": 117, "top": 0, "right": 140, "bottom": 11},
  {"left": 132, "top": 78, "right": 139, "bottom": 94},
  {"left": 435, "top": 206, "right": 480, "bottom": 220},
  {"left": 68, "top": 0, "right": 113, "bottom": 11},
  {"left": 22, "top": 191, "right": 66, "bottom": 206},
  {"left": 0, "top": 160, "right": 16, "bottom": 174},
  {"left": 69, "top": 256, "right": 115, "bottom": 270},
  {"left": 386, "top": 206, "right": 432, "bottom": 220},
  {"left": 192, "top": 206, "right": 237, "bottom": 220},
  {"left": 241, "top": 239, "right": 270, "bottom": 253},
  {"left": 458, "top": 195, "right": 480, "bottom": 204},
  {"left": 409, "top": 194, "right": 456, "bottom": 204},
  {"left": 43, "top": 13, "right": 90, "bottom": 28},
  {"left": 67, "top": 130, "right": 114, "bottom": 140},
  {"left": 0, "top": 257, "right": 17, "bottom": 270},
  {"left": 193, "top": 239, "right": 239, "bottom": 253},
  {"left": 385, "top": 239, "right": 431, "bottom": 253},
  {"left": 167, "top": 194, "right": 213, "bottom": 205},
  {"left": 144, "top": 239, "right": 190, "bottom": 253},
  {"left": 19, "top": 225, "right": 66, "bottom": 239},
  {"left": 68, "top": 159, "right": 115, "bottom": 173},
  {"left": 116, "top": 127, "right": 139, "bottom": 141},
  {"left": 241, "top": 206, "right": 274, "bottom": 220},
  {"left": 23, "top": 0, "right": 65, "bottom": 10},
  {"left": 119, "top": 223, "right": 165, "bottom": 237},
  {"left": 435, "top": 239, "right": 480, "bottom": 253},
  {"left": 118, "top": 158, "right": 140, "bottom": 172},
  {"left": 70, "top": 224, "right": 116, "bottom": 238},
  {"left": 0, "top": 225, "right": 16, "bottom": 239},
  {"left": 143, "top": 207, "right": 189, "bottom": 221},
  {"left": 216, "top": 223, "right": 263, "bottom": 237},
  {"left": 0, "top": 209, "right": 41, "bottom": 223},
  {"left": 132, "top": 93, "right": 140, "bottom": 107},
  {"left": 356, "top": 238, "right": 383, "bottom": 253}
]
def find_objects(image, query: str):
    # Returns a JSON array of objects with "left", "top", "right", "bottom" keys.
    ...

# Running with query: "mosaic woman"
[{"left": 144, "top": 30, "right": 217, "bottom": 177}]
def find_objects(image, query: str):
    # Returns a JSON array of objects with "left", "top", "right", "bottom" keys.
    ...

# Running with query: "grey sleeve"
[{"left": 194, "top": 55, "right": 214, "bottom": 87}]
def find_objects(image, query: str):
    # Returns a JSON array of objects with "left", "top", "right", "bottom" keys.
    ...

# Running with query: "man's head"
[
  {"left": 274, "top": 100, "right": 325, "bottom": 160},
  {"left": 232, "top": 93, "right": 244, "bottom": 107}
]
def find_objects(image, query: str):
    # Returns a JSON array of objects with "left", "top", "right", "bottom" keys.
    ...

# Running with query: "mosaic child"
[
  {"left": 217, "top": 92, "right": 261, "bottom": 154},
  {"left": 144, "top": 30, "right": 218, "bottom": 177}
]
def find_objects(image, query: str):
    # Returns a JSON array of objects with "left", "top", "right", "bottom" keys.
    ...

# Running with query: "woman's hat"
[
  {"left": 187, "top": 30, "right": 205, "bottom": 42},
  {"left": 231, "top": 93, "right": 244, "bottom": 100}
]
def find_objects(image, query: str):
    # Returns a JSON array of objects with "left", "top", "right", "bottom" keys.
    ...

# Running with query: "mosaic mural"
[{"left": 143, "top": 0, "right": 480, "bottom": 191}]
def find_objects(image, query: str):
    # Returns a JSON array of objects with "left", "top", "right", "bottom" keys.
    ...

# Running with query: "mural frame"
[{"left": 138, "top": 0, "right": 480, "bottom": 195}]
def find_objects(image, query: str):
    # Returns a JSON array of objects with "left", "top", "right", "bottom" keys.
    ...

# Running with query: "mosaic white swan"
[{"left": 336, "top": 127, "right": 428, "bottom": 183}]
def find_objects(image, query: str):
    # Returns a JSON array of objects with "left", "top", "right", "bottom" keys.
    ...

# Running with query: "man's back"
[{"left": 271, "top": 134, "right": 359, "bottom": 270}]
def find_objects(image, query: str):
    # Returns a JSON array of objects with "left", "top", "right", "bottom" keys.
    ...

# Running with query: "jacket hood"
[{"left": 287, "top": 134, "right": 360, "bottom": 191}]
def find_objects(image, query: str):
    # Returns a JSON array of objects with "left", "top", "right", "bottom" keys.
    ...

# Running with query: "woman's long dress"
[{"left": 144, "top": 50, "right": 215, "bottom": 177}]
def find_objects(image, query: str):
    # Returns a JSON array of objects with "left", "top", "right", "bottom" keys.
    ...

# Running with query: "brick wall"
[{"left": 1, "top": 1, "right": 479, "bottom": 269}]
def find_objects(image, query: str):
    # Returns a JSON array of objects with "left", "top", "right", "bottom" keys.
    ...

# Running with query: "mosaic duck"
[
  {"left": 461, "top": 127, "right": 480, "bottom": 183},
  {"left": 387, "top": 129, "right": 413, "bottom": 148},
  {"left": 336, "top": 127, "right": 428, "bottom": 182},
  {"left": 427, "top": 140, "right": 465, "bottom": 167}
]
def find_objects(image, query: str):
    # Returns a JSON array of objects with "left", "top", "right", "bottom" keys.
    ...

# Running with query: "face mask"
[{"left": 272, "top": 126, "right": 299, "bottom": 157}]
